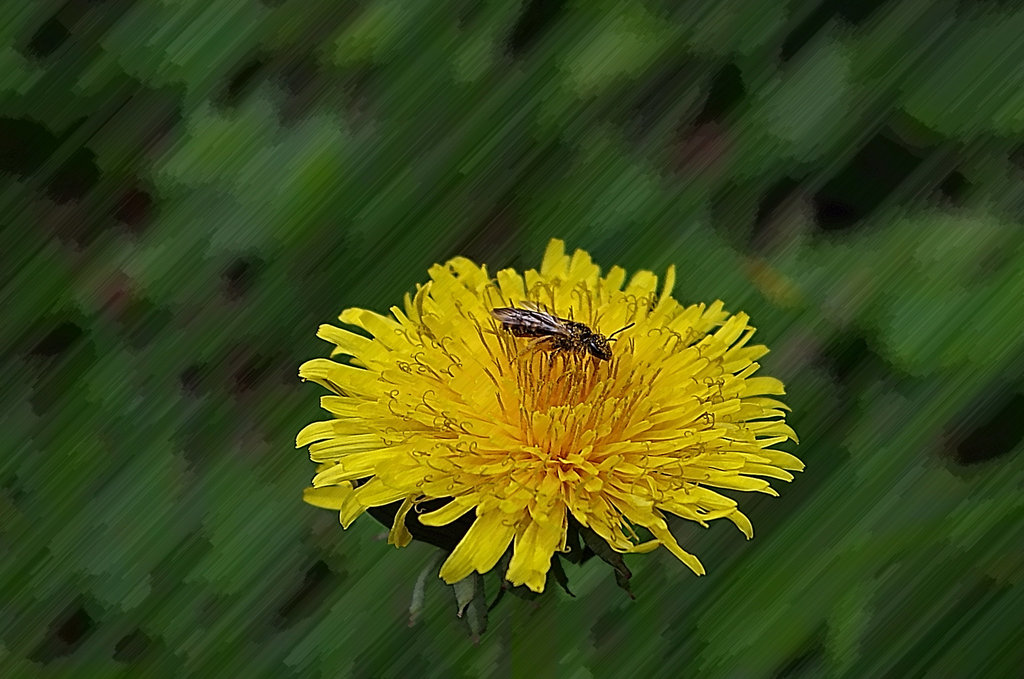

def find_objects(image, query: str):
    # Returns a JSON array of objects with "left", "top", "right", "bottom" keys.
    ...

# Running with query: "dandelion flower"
[{"left": 298, "top": 240, "right": 801, "bottom": 593}]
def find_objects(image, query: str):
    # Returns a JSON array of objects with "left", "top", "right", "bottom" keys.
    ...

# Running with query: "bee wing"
[
  {"left": 517, "top": 299, "right": 551, "bottom": 313},
  {"left": 519, "top": 300, "right": 580, "bottom": 324},
  {"left": 490, "top": 307, "right": 570, "bottom": 336}
]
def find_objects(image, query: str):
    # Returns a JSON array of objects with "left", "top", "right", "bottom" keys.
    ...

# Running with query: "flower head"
[{"left": 299, "top": 240, "right": 801, "bottom": 593}]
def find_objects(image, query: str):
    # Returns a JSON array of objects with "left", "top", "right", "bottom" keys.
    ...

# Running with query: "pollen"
[{"left": 298, "top": 239, "right": 802, "bottom": 593}]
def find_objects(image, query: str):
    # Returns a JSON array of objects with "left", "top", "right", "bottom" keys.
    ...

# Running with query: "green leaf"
[
  {"left": 559, "top": 7, "right": 672, "bottom": 97},
  {"left": 902, "top": 12, "right": 1024, "bottom": 135},
  {"left": 451, "top": 572, "right": 488, "bottom": 639}
]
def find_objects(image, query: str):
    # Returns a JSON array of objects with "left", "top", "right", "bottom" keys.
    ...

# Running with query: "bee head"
[
  {"left": 587, "top": 321, "right": 634, "bottom": 361},
  {"left": 585, "top": 335, "right": 613, "bottom": 361}
]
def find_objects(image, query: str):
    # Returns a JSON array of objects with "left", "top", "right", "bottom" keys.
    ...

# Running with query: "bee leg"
[{"left": 515, "top": 336, "right": 553, "bottom": 362}]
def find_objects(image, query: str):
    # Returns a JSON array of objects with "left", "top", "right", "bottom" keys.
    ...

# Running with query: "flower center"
[{"left": 475, "top": 312, "right": 660, "bottom": 475}]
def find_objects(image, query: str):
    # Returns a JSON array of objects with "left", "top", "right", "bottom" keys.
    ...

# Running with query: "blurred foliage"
[{"left": 2, "top": 0, "right": 1023, "bottom": 676}]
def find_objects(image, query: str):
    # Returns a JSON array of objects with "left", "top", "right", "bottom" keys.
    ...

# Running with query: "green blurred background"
[{"left": 2, "top": 0, "right": 1023, "bottom": 676}]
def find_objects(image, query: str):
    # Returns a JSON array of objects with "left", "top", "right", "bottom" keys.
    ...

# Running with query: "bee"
[{"left": 490, "top": 305, "right": 634, "bottom": 361}]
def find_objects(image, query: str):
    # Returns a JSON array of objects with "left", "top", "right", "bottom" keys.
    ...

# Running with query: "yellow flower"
[{"left": 298, "top": 239, "right": 801, "bottom": 593}]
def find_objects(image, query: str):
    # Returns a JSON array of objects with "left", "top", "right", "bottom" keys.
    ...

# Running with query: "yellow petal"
[
  {"left": 742, "top": 376, "right": 786, "bottom": 396},
  {"left": 316, "top": 324, "right": 376, "bottom": 358},
  {"left": 418, "top": 498, "right": 476, "bottom": 527},
  {"left": 505, "top": 508, "right": 565, "bottom": 593},
  {"left": 308, "top": 434, "right": 383, "bottom": 460},
  {"left": 298, "top": 359, "right": 378, "bottom": 396},
  {"left": 540, "top": 238, "right": 568, "bottom": 278},
  {"left": 302, "top": 483, "right": 354, "bottom": 510},
  {"left": 728, "top": 509, "right": 754, "bottom": 539},
  {"left": 388, "top": 498, "right": 415, "bottom": 547},
  {"left": 439, "top": 510, "right": 517, "bottom": 584},
  {"left": 626, "top": 539, "right": 661, "bottom": 554},
  {"left": 646, "top": 520, "right": 705, "bottom": 575},
  {"left": 296, "top": 421, "right": 334, "bottom": 448},
  {"left": 310, "top": 450, "right": 386, "bottom": 484},
  {"left": 339, "top": 478, "right": 404, "bottom": 528}
]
